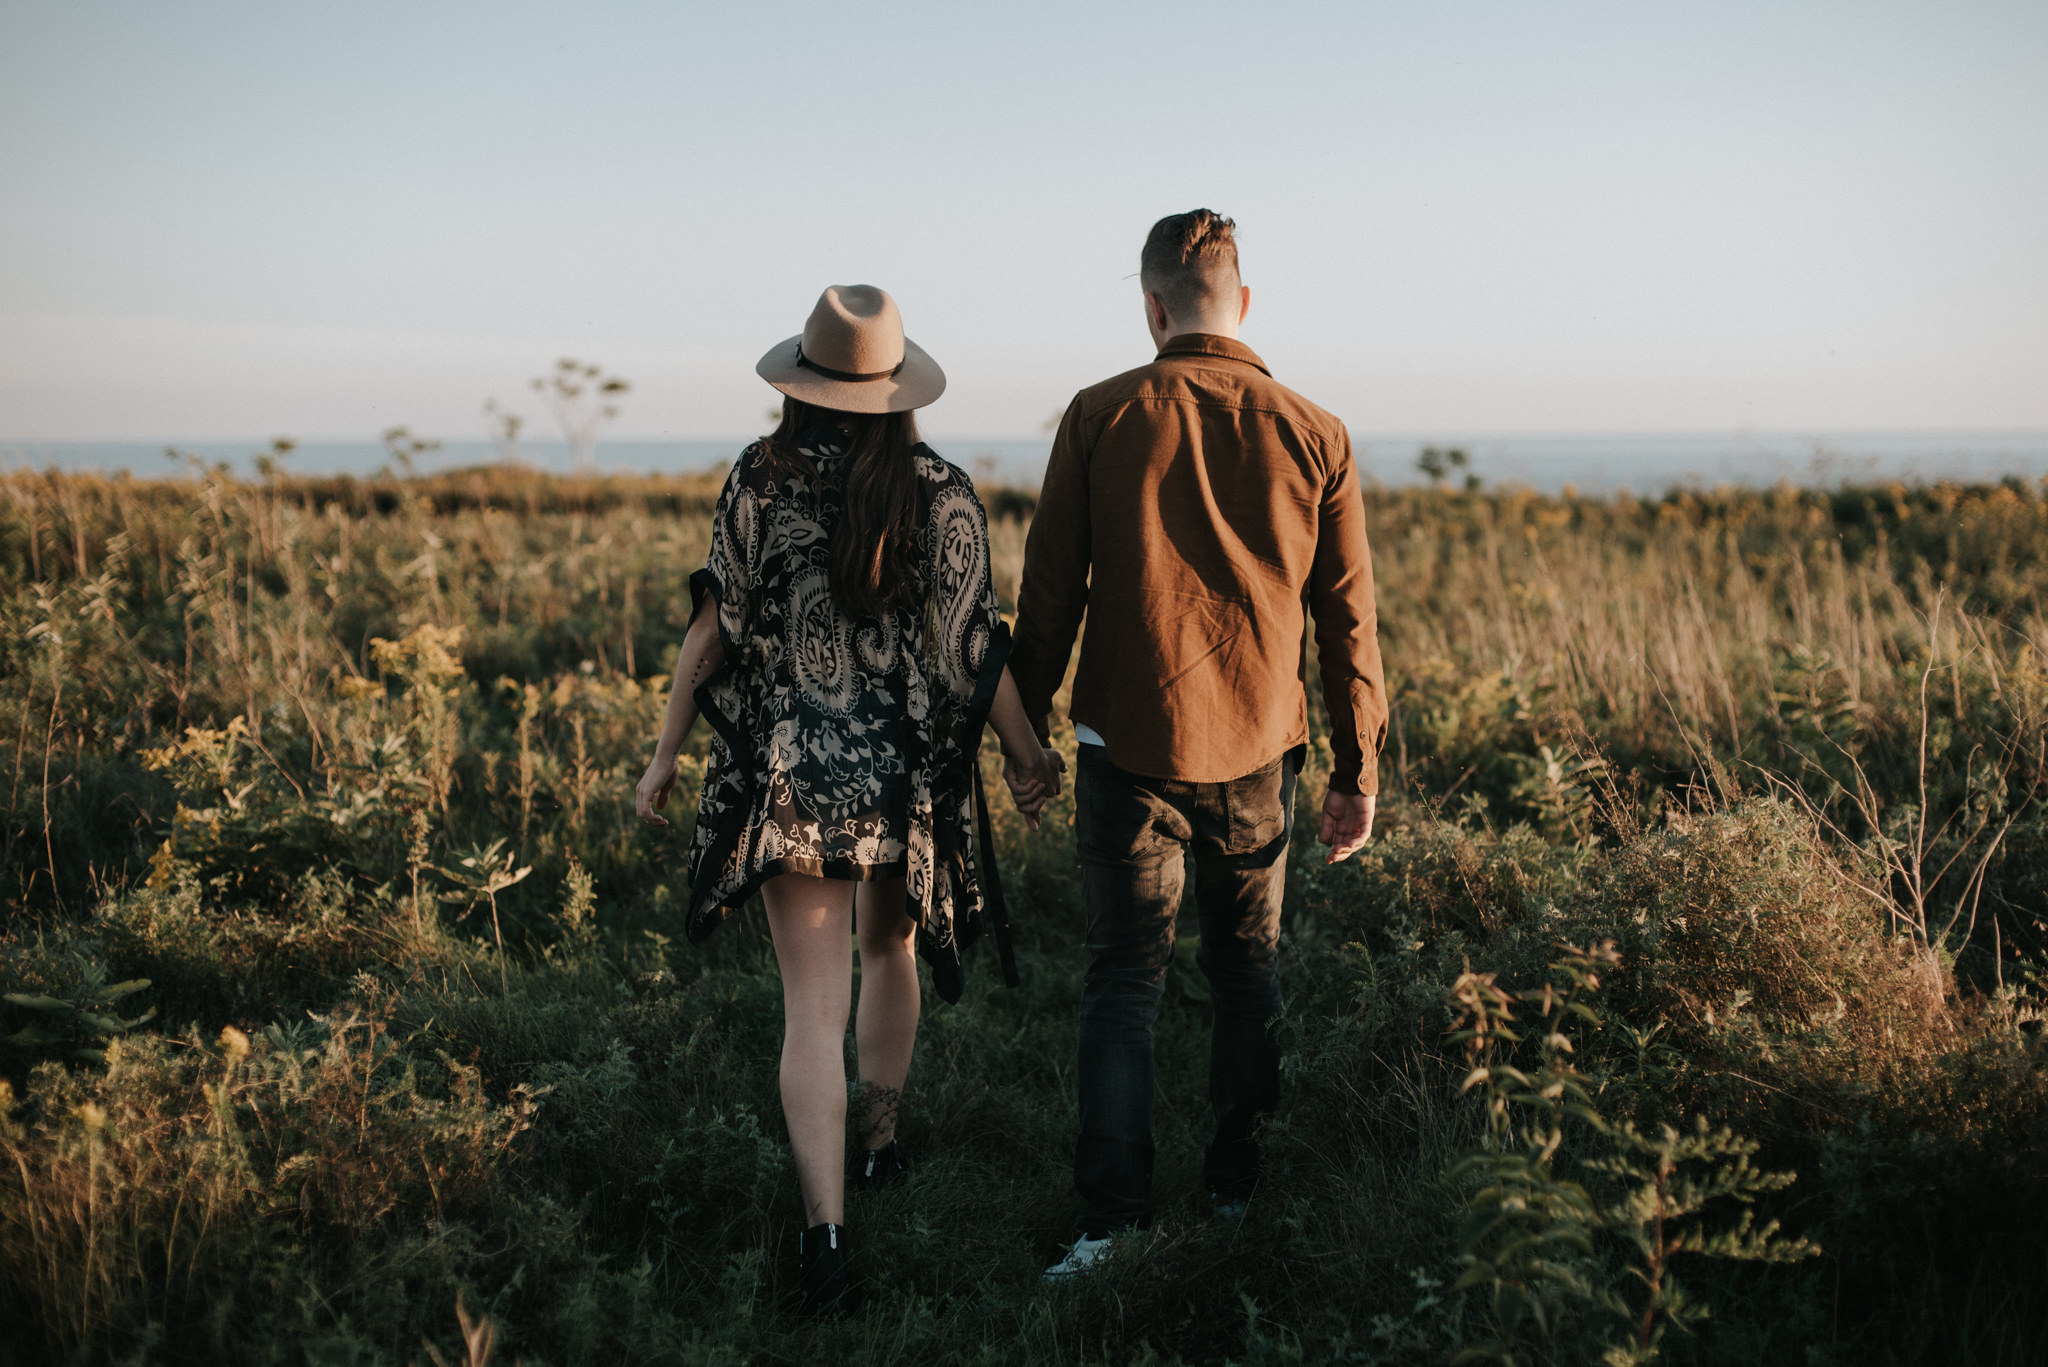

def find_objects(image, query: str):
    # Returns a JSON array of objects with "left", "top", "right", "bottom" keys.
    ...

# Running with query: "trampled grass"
[{"left": 3, "top": 462, "right": 2047, "bottom": 1364}]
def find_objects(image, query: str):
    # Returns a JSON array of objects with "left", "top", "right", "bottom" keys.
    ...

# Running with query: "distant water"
[
  {"left": 1351, "top": 430, "right": 2048, "bottom": 496},
  {"left": 6, "top": 431, "right": 2047, "bottom": 496}
]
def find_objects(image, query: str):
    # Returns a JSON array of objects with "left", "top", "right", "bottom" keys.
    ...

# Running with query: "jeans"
[{"left": 1072, "top": 744, "right": 1299, "bottom": 1237}]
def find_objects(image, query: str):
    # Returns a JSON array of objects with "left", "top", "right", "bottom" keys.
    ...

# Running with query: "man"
[{"left": 1008, "top": 209, "right": 1388, "bottom": 1278}]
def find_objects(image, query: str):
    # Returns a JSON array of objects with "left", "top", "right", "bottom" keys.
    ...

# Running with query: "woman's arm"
[
  {"left": 988, "top": 665, "right": 1062, "bottom": 829},
  {"left": 635, "top": 593, "right": 728, "bottom": 828}
]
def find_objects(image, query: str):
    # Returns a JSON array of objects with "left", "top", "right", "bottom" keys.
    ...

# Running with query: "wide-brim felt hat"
[{"left": 756, "top": 284, "right": 945, "bottom": 414}]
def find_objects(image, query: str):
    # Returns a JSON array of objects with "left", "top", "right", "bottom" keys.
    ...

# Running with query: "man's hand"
[
  {"left": 1003, "top": 745, "right": 1066, "bottom": 831},
  {"left": 1318, "top": 790, "right": 1375, "bottom": 863},
  {"left": 635, "top": 755, "right": 678, "bottom": 828}
]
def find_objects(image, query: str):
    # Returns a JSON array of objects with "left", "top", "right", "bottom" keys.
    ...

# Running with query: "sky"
[{"left": 0, "top": 0, "right": 2043, "bottom": 444}]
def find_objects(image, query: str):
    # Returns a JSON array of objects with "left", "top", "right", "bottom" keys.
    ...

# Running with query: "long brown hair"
[{"left": 761, "top": 396, "right": 925, "bottom": 620}]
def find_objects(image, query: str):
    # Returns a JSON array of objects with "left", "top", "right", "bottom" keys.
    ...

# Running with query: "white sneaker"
[{"left": 1041, "top": 1233, "right": 1116, "bottom": 1281}]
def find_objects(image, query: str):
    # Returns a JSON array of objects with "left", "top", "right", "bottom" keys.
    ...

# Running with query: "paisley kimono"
[{"left": 684, "top": 428, "right": 1009, "bottom": 1002}]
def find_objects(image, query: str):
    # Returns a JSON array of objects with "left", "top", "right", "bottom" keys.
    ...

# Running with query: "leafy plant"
[
  {"left": 2, "top": 951, "right": 154, "bottom": 1067},
  {"left": 1583, "top": 1116, "right": 1818, "bottom": 1364},
  {"left": 1507, "top": 745, "right": 1608, "bottom": 843},
  {"left": 1449, "top": 943, "right": 1819, "bottom": 1365},
  {"left": 1448, "top": 946, "right": 1611, "bottom": 1362},
  {"left": 436, "top": 838, "right": 534, "bottom": 995}
]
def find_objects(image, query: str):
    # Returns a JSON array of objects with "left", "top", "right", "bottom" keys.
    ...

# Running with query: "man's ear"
[
  {"left": 1238, "top": 284, "right": 1251, "bottom": 326},
  {"left": 1145, "top": 290, "right": 1172, "bottom": 334}
]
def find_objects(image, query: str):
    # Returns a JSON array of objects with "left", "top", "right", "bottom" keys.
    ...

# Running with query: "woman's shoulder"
[
  {"left": 721, "top": 438, "right": 794, "bottom": 499},
  {"left": 913, "top": 444, "right": 982, "bottom": 504},
  {"left": 914, "top": 447, "right": 991, "bottom": 539},
  {"left": 728, "top": 438, "right": 771, "bottom": 479}
]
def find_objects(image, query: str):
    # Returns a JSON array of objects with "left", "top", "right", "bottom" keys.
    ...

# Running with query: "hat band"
[{"left": 795, "top": 342, "right": 904, "bottom": 383}]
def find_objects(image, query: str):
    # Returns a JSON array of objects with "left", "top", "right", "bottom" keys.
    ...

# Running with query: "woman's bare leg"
[
  {"left": 853, "top": 878, "right": 919, "bottom": 1149},
  {"left": 762, "top": 873, "right": 855, "bottom": 1228}
]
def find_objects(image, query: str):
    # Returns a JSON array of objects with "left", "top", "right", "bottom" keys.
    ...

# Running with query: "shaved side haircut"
[{"left": 1139, "top": 209, "right": 1241, "bottom": 319}]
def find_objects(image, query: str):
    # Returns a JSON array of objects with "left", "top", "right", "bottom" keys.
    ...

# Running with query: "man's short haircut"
[{"left": 1140, "top": 209, "right": 1240, "bottom": 320}]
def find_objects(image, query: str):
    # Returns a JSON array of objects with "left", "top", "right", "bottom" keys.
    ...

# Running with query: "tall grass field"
[{"left": 3, "top": 461, "right": 2047, "bottom": 1365}]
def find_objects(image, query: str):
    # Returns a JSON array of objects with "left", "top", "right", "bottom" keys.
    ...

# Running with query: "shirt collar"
[{"left": 1154, "top": 332, "right": 1272, "bottom": 377}]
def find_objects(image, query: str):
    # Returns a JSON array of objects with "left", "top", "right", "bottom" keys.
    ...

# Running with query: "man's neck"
[
  {"left": 1161, "top": 318, "right": 1240, "bottom": 346},
  {"left": 1144, "top": 284, "right": 1250, "bottom": 350}
]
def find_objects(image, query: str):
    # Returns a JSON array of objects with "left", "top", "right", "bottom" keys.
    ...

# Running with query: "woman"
[{"left": 634, "top": 284, "right": 1058, "bottom": 1314}]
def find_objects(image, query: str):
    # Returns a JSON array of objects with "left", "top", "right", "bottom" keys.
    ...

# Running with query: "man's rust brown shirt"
[{"left": 1010, "top": 333, "right": 1389, "bottom": 795}]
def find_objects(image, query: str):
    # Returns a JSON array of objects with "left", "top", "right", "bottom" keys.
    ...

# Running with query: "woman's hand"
[
  {"left": 987, "top": 667, "right": 1065, "bottom": 830},
  {"left": 636, "top": 755, "right": 679, "bottom": 828},
  {"left": 1003, "top": 744, "right": 1065, "bottom": 831},
  {"left": 634, "top": 593, "right": 723, "bottom": 834}
]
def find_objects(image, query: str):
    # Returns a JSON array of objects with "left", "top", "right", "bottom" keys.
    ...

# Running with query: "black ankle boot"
[
  {"left": 855, "top": 1139, "right": 909, "bottom": 1191},
  {"left": 798, "top": 1222, "right": 850, "bottom": 1315}
]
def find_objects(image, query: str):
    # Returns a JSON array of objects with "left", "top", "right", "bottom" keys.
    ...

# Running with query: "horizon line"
[{"left": 7, "top": 424, "right": 2048, "bottom": 447}]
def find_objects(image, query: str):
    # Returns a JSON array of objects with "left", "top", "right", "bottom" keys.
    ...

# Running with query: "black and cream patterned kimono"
[{"left": 684, "top": 428, "right": 1009, "bottom": 1003}]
